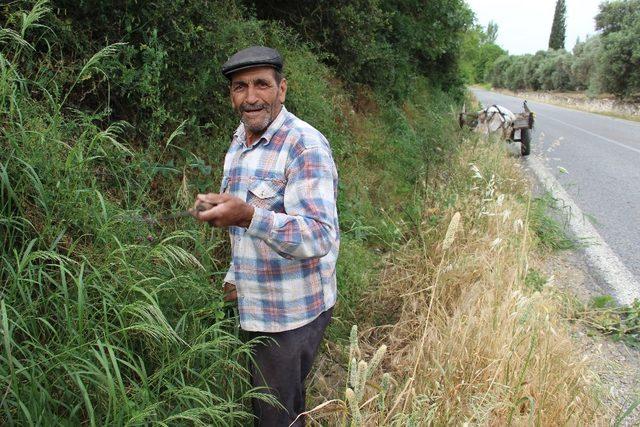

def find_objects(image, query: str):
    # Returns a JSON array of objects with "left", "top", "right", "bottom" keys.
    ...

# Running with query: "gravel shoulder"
[
  {"left": 542, "top": 250, "right": 640, "bottom": 426},
  {"left": 525, "top": 165, "right": 640, "bottom": 425},
  {"left": 523, "top": 147, "right": 640, "bottom": 425}
]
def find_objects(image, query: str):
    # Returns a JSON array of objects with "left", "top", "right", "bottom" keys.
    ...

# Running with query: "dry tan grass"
[{"left": 309, "top": 138, "right": 609, "bottom": 425}]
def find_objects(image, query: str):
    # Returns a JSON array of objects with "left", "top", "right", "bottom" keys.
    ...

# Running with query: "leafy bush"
[
  {"left": 536, "top": 49, "right": 574, "bottom": 91},
  {"left": 503, "top": 55, "right": 528, "bottom": 91},
  {"left": 1, "top": 6, "right": 267, "bottom": 424},
  {"left": 478, "top": 42, "right": 508, "bottom": 82},
  {"left": 571, "top": 36, "right": 603, "bottom": 93},
  {"left": 596, "top": 0, "right": 640, "bottom": 98},
  {"left": 490, "top": 49, "right": 575, "bottom": 92},
  {"left": 488, "top": 55, "right": 511, "bottom": 88},
  {"left": 487, "top": 0, "right": 639, "bottom": 99},
  {"left": 1, "top": 1, "right": 467, "bottom": 423},
  {"left": 459, "top": 22, "right": 506, "bottom": 84},
  {"left": 244, "top": 0, "right": 474, "bottom": 99}
]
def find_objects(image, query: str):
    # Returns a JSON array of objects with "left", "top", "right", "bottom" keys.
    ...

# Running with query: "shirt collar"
[{"left": 233, "top": 105, "right": 289, "bottom": 148}]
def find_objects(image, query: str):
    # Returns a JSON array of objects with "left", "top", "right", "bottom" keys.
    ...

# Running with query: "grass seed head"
[{"left": 442, "top": 212, "right": 461, "bottom": 251}]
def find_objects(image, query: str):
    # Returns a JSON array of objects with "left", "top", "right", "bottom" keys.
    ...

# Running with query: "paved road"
[{"left": 472, "top": 88, "right": 640, "bottom": 295}]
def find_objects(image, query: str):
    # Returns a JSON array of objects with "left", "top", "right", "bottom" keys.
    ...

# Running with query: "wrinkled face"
[{"left": 230, "top": 66, "right": 287, "bottom": 138}]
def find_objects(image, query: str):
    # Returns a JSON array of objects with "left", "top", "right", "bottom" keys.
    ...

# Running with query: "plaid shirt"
[{"left": 221, "top": 106, "right": 339, "bottom": 332}]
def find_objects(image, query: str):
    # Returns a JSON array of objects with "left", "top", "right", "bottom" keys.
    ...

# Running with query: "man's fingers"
[
  {"left": 197, "top": 193, "right": 227, "bottom": 205},
  {"left": 195, "top": 204, "right": 224, "bottom": 222},
  {"left": 191, "top": 193, "right": 244, "bottom": 227},
  {"left": 191, "top": 193, "right": 230, "bottom": 219}
]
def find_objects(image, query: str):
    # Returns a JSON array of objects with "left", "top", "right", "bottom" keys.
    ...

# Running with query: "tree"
[
  {"left": 595, "top": 0, "right": 640, "bottom": 98},
  {"left": 477, "top": 43, "right": 506, "bottom": 82},
  {"left": 244, "top": 0, "right": 474, "bottom": 98},
  {"left": 486, "top": 21, "right": 498, "bottom": 44},
  {"left": 548, "top": 0, "right": 567, "bottom": 50},
  {"left": 571, "top": 35, "right": 602, "bottom": 92}
]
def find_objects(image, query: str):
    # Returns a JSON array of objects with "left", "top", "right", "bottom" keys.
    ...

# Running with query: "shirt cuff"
[
  {"left": 245, "top": 207, "right": 274, "bottom": 241},
  {"left": 223, "top": 265, "right": 235, "bottom": 285}
]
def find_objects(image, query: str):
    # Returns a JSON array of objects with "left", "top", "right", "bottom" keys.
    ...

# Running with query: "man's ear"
[{"left": 279, "top": 78, "right": 287, "bottom": 103}]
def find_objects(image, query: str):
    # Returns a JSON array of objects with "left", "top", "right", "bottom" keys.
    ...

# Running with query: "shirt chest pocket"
[{"left": 247, "top": 179, "right": 286, "bottom": 213}]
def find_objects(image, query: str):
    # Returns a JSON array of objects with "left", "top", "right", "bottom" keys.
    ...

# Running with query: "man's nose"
[{"left": 245, "top": 85, "right": 259, "bottom": 103}]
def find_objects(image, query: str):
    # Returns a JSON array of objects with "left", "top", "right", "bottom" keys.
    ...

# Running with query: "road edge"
[{"left": 526, "top": 155, "right": 640, "bottom": 305}]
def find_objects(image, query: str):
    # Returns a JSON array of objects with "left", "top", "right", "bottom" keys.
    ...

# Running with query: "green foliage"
[
  {"left": 536, "top": 49, "right": 574, "bottom": 91},
  {"left": 529, "top": 193, "right": 579, "bottom": 251},
  {"left": 459, "top": 22, "right": 506, "bottom": 84},
  {"left": 488, "top": 55, "right": 511, "bottom": 89},
  {"left": 486, "top": 21, "right": 498, "bottom": 44},
  {"left": 504, "top": 55, "right": 529, "bottom": 91},
  {"left": 548, "top": 0, "right": 567, "bottom": 50},
  {"left": 458, "top": 24, "right": 482, "bottom": 83},
  {"left": 525, "top": 269, "right": 548, "bottom": 292},
  {"left": 246, "top": 0, "right": 395, "bottom": 92},
  {"left": 583, "top": 296, "right": 640, "bottom": 348},
  {"left": 596, "top": 0, "right": 640, "bottom": 35},
  {"left": 44, "top": 0, "right": 273, "bottom": 153},
  {"left": 244, "top": 0, "right": 474, "bottom": 99},
  {"left": 490, "top": 49, "right": 578, "bottom": 92},
  {"left": 478, "top": 43, "right": 508, "bottom": 82},
  {"left": 596, "top": 0, "right": 640, "bottom": 98},
  {"left": 571, "top": 36, "right": 603, "bottom": 93},
  {"left": 1, "top": 1, "right": 468, "bottom": 423},
  {"left": 1, "top": 8, "right": 270, "bottom": 424},
  {"left": 487, "top": 0, "right": 639, "bottom": 99}
]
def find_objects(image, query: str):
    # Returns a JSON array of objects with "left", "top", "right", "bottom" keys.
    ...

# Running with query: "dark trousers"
[{"left": 246, "top": 308, "right": 333, "bottom": 427}]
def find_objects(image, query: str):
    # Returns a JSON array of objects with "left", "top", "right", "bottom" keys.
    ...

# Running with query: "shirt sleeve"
[
  {"left": 223, "top": 261, "right": 235, "bottom": 285},
  {"left": 245, "top": 146, "right": 337, "bottom": 259}
]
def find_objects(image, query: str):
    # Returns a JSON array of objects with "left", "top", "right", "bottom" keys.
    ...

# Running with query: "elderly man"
[{"left": 192, "top": 46, "right": 339, "bottom": 426}]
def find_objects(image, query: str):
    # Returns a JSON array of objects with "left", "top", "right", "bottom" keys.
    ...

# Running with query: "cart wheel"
[{"left": 520, "top": 128, "right": 531, "bottom": 156}]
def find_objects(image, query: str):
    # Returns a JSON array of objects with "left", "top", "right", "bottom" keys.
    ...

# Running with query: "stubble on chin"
[
  {"left": 241, "top": 115, "right": 271, "bottom": 134},
  {"left": 239, "top": 105, "right": 273, "bottom": 134}
]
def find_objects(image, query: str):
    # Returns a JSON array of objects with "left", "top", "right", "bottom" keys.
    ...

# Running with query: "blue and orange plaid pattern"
[{"left": 221, "top": 107, "right": 339, "bottom": 332}]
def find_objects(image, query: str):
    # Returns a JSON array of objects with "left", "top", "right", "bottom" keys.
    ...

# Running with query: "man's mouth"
[{"left": 241, "top": 105, "right": 268, "bottom": 115}]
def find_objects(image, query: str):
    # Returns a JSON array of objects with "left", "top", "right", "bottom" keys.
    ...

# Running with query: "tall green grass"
[
  {"left": 1, "top": 5, "right": 275, "bottom": 425},
  {"left": 1, "top": 2, "right": 462, "bottom": 423}
]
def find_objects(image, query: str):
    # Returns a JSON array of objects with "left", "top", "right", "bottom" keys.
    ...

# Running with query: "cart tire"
[{"left": 520, "top": 128, "right": 531, "bottom": 156}]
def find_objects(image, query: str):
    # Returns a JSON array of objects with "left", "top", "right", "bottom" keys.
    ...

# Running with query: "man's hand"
[
  {"left": 223, "top": 282, "right": 237, "bottom": 302},
  {"left": 191, "top": 193, "right": 255, "bottom": 228}
]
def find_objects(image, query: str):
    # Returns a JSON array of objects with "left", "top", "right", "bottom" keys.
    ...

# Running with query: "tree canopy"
[
  {"left": 487, "top": 0, "right": 640, "bottom": 99},
  {"left": 548, "top": 0, "right": 567, "bottom": 50}
]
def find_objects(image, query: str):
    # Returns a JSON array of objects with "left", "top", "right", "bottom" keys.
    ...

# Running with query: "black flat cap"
[{"left": 221, "top": 46, "right": 283, "bottom": 79}]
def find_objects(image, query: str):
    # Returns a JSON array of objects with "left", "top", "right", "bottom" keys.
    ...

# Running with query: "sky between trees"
[{"left": 466, "top": 0, "right": 601, "bottom": 54}]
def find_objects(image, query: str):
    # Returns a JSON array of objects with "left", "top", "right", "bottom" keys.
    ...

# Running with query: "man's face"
[{"left": 230, "top": 66, "right": 287, "bottom": 137}]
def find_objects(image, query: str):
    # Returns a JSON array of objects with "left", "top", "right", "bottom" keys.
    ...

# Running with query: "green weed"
[
  {"left": 580, "top": 296, "right": 640, "bottom": 348},
  {"left": 525, "top": 269, "right": 548, "bottom": 292},
  {"left": 529, "top": 192, "right": 580, "bottom": 251}
]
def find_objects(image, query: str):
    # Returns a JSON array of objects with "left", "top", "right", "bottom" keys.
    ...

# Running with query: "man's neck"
[{"left": 246, "top": 131, "right": 261, "bottom": 147}]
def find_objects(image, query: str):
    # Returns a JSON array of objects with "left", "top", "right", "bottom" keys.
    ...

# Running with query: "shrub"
[
  {"left": 1, "top": 1, "right": 468, "bottom": 423},
  {"left": 571, "top": 36, "right": 603, "bottom": 92},
  {"left": 596, "top": 0, "right": 640, "bottom": 98},
  {"left": 243, "top": 0, "right": 474, "bottom": 99}
]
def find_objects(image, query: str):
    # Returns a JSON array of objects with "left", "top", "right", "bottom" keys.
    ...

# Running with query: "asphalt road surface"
[{"left": 472, "top": 88, "right": 640, "bottom": 300}]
